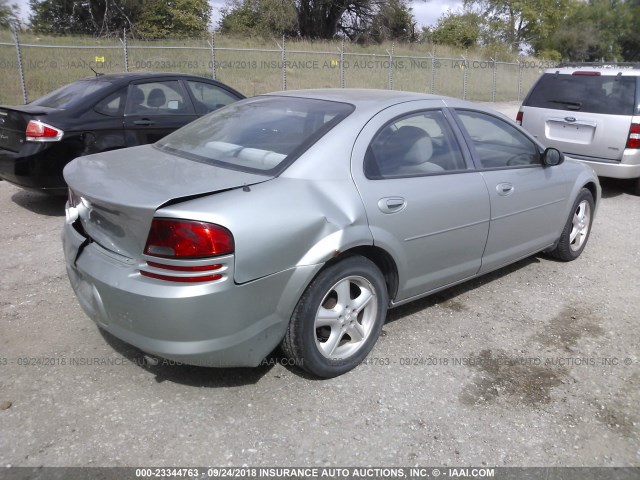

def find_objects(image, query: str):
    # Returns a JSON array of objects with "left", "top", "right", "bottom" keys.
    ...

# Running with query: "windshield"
[
  {"left": 525, "top": 73, "right": 637, "bottom": 115},
  {"left": 31, "top": 80, "right": 111, "bottom": 109},
  {"left": 156, "top": 96, "right": 355, "bottom": 175}
]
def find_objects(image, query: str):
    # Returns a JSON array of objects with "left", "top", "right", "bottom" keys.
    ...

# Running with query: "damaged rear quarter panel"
[{"left": 156, "top": 176, "right": 373, "bottom": 284}]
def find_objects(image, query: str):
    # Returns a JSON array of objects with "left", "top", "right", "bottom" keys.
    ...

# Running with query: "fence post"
[
  {"left": 387, "top": 42, "right": 394, "bottom": 90},
  {"left": 122, "top": 28, "right": 129, "bottom": 72},
  {"left": 11, "top": 28, "right": 27, "bottom": 104},
  {"left": 281, "top": 35, "right": 286, "bottom": 91},
  {"left": 430, "top": 45, "right": 436, "bottom": 94},
  {"left": 517, "top": 58, "right": 523, "bottom": 103},
  {"left": 491, "top": 57, "right": 497, "bottom": 102},
  {"left": 339, "top": 38, "right": 345, "bottom": 88},
  {"left": 461, "top": 55, "right": 468, "bottom": 100},
  {"left": 210, "top": 31, "right": 217, "bottom": 80}
]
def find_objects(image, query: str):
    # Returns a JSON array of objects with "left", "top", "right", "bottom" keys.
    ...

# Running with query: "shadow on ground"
[{"left": 11, "top": 189, "right": 66, "bottom": 216}]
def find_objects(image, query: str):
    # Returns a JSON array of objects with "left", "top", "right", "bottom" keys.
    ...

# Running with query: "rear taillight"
[
  {"left": 144, "top": 218, "right": 234, "bottom": 259},
  {"left": 627, "top": 123, "right": 640, "bottom": 149},
  {"left": 141, "top": 219, "right": 233, "bottom": 283},
  {"left": 25, "top": 120, "right": 64, "bottom": 142},
  {"left": 516, "top": 111, "right": 523, "bottom": 125}
]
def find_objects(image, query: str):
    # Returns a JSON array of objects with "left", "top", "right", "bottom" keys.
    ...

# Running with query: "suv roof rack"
[{"left": 556, "top": 62, "right": 640, "bottom": 69}]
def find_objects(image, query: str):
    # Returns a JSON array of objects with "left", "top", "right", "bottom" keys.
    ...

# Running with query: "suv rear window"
[{"left": 525, "top": 73, "right": 637, "bottom": 115}]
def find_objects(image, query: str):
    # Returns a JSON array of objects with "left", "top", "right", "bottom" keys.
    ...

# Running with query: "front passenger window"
[{"left": 456, "top": 110, "right": 541, "bottom": 168}]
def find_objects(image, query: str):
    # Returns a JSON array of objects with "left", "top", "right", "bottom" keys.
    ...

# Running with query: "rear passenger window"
[
  {"left": 365, "top": 110, "right": 466, "bottom": 179},
  {"left": 95, "top": 88, "right": 127, "bottom": 116},
  {"left": 126, "top": 81, "right": 192, "bottom": 115},
  {"left": 456, "top": 110, "right": 541, "bottom": 169}
]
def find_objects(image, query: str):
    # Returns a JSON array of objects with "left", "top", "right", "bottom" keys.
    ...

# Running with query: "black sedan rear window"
[
  {"left": 525, "top": 73, "right": 637, "bottom": 115},
  {"left": 156, "top": 96, "right": 354, "bottom": 175},
  {"left": 31, "top": 80, "right": 112, "bottom": 109}
]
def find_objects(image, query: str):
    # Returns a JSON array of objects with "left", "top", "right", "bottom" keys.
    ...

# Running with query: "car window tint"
[
  {"left": 31, "top": 80, "right": 111, "bottom": 109},
  {"left": 186, "top": 81, "right": 239, "bottom": 114},
  {"left": 456, "top": 110, "right": 541, "bottom": 169},
  {"left": 525, "top": 73, "right": 637, "bottom": 115},
  {"left": 156, "top": 96, "right": 354, "bottom": 175},
  {"left": 95, "top": 88, "right": 127, "bottom": 116},
  {"left": 126, "top": 81, "right": 191, "bottom": 115},
  {"left": 365, "top": 110, "right": 466, "bottom": 179}
]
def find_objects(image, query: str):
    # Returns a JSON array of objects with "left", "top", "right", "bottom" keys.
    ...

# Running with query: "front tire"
[
  {"left": 548, "top": 188, "right": 594, "bottom": 261},
  {"left": 281, "top": 256, "right": 389, "bottom": 378}
]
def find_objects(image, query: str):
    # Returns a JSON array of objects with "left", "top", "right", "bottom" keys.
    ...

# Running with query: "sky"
[{"left": 12, "top": 0, "right": 464, "bottom": 29}]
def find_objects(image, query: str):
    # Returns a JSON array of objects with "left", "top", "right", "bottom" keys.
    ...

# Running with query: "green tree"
[
  {"left": 219, "top": 0, "right": 297, "bottom": 37},
  {"left": 428, "top": 10, "right": 481, "bottom": 48},
  {"left": 539, "top": 0, "right": 633, "bottom": 61},
  {"left": 368, "top": 0, "right": 416, "bottom": 42},
  {"left": 620, "top": 0, "right": 640, "bottom": 60},
  {"left": 0, "top": 0, "right": 19, "bottom": 28},
  {"left": 219, "top": 0, "right": 415, "bottom": 40},
  {"left": 463, "top": 0, "right": 571, "bottom": 51},
  {"left": 137, "top": 0, "right": 211, "bottom": 38},
  {"left": 29, "top": 0, "right": 141, "bottom": 36}
]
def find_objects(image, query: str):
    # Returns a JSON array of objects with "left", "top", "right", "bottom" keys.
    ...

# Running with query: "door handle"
[
  {"left": 496, "top": 183, "right": 514, "bottom": 196},
  {"left": 378, "top": 197, "right": 406, "bottom": 214},
  {"left": 133, "top": 119, "right": 154, "bottom": 126}
]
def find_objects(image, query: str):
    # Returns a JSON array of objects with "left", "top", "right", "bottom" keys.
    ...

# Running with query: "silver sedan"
[{"left": 62, "top": 89, "right": 600, "bottom": 378}]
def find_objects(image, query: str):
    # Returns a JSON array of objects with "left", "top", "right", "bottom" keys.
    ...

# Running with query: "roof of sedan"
[
  {"left": 266, "top": 88, "right": 465, "bottom": 110},
  {"left": 78, "top": 72, "right": 220, "bottom": 83}
]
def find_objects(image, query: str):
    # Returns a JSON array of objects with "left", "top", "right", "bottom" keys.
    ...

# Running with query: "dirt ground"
[{"left": 0, "top": 103, "right": 638, "bottom": 467}]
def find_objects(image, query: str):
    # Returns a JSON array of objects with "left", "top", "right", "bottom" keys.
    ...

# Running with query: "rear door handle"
[
  {"left": 496, "top": 183, "right": 514, "bottom": 196},
  {"left": 378, "top": 197, "right": 406, "bottom": 214},
  {"left": 133, "top": 119, "right": 154, "bottom": 126}
]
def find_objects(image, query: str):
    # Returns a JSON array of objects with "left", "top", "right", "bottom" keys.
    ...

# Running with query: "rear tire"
[
  {"left": 281, "top": 256, "right": 388, "bottom": 378},
  {"left": 548, "top": 188, "right": 594, "bottom": 261},
  {"left": 632, "top": 178, "right": 640, "bottom": 196}
]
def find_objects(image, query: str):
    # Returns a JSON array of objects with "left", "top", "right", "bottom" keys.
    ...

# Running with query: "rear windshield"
[
  {"left": 156, "top": 96, "right": 354, "bottom": 175},
  {"left": 31, "top": 80, "right": 111, "bottom": 109},
  {"left": 525, "top": 73, "right": 637, "bottom": 115}
]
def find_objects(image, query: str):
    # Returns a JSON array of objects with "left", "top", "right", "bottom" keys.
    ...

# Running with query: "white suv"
[{"left": 517, "top": 63, "right": 640, "bottom": 195}]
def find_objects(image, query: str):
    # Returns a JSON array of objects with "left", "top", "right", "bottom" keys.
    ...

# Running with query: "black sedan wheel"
[{"left": 281, "top": 256, "right": 388, "bottom": 378}]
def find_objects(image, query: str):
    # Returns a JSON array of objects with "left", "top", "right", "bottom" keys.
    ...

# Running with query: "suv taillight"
[
  {"left": 516, "top": 111, "right": 523, "bottom": 125},
  {"left": 627, "top": 124, "right": 640, "bottom": 149},
  {"left": 25, "top": 120, "right": 63, "bottom": 142},
  {"left": 141, "top": 218, "right": 234, "bottom": 283}
]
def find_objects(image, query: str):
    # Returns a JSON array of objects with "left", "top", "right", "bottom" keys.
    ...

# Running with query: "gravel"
[{"left": 0, "top": 103, "right": 638, "bottom": 467}]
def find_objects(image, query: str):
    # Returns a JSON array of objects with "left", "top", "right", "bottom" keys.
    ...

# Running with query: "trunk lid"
[
  {"left": 64, "top": 144, "right": 271, "bottom": 258},
  {"left": 0, "top": 105, "right": 58, "bottom": 153}
]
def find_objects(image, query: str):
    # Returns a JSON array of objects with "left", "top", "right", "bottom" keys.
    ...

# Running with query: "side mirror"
[{"left": 543, "top": 147, "right": 564, "bottom": 166}]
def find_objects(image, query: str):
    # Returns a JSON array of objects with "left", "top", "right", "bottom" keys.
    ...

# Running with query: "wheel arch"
[
  {"left": 328, "top": 245, "right": 399, "bottom": 304},
  {"left": 583, "top": 181, "right": 598, "bottom": 206}
]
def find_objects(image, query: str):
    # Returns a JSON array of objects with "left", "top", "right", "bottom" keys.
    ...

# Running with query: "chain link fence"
[{"left": 0, "top": 29, "right": 552, "bottom": 105}]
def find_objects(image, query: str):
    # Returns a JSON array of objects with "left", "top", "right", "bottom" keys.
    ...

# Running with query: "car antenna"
[{"left": 89, "top": 66, "right": 104, "bottom": 77}]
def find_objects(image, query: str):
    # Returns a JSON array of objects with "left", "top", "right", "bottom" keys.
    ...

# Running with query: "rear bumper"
[
  {"left": 62, "top": 220, "right": 319, "bottom": 367},
  {"left": 566, "top": 150, "right": 640, "bottom": 180},
  {"left": 0, "top": 145, "right": 74, "bottom": 194}
]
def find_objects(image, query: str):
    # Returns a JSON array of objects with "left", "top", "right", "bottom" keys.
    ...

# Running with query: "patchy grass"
[{"left": 0, "top": 30, "right": 548, "bottom": 104}]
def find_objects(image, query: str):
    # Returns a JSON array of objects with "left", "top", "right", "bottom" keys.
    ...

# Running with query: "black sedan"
[{"left": 0, "top": 72, "right": 244, "bottom": 195}]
